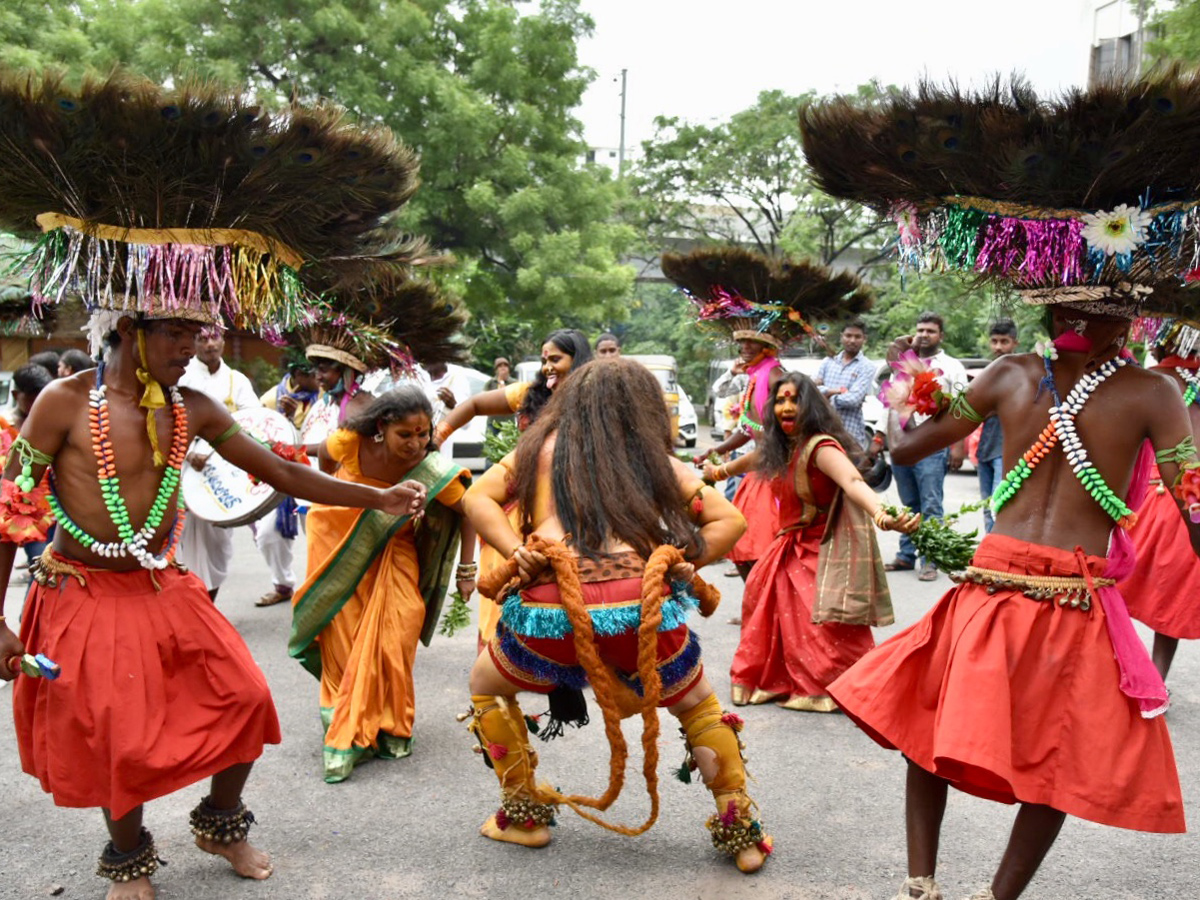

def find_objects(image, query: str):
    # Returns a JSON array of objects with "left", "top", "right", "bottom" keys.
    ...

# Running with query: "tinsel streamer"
[
  {"left": 1144, "top": 210, "right": 1187, "bottom": 264},
  {"left": 1179, "top": 323, "right": 1200, "bottom": 357},
  {"left": 938, "top": 206, "right": 988, "bottom": 269},
  {"left": 975, "top": 217, "right": 1025, "bottom": 277},
  {"left": 756, "top": 309, "right": 781, "bottom": 334},
  {"left": 1020, "top": 219, "right": 1085, "bottom": 285}
]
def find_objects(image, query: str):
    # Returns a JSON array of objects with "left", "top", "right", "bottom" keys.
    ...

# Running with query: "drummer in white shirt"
[{"left": 178, "top": 325, "right": 261, "bottom": 601}]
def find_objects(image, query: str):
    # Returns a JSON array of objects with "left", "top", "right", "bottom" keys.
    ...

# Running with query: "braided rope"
[{"left": 479, "top": 538, "right": 720, "bottom": 836}]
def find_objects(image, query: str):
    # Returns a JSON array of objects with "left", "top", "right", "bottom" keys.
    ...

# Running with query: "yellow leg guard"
[
  {"left": 677, "top": 693, "right": 747, "bottom": 794},
  {"left": 677, "top": 694, "right": 773, "bottom": 870},
  {"left": 469, "top": 695, "right": 555, "bottom": 837}
]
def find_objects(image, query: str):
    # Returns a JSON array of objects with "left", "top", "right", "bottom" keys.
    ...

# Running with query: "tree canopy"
[{"left": 0, "top": 0, "right": 638, "bottom": 358}]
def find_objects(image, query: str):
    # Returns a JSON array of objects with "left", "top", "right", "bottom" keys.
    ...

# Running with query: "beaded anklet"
[
  {"left": 46, "top": 364, "right": 189, "bottom": 570},
  {"left": 96, "top": 827, "right": 163, "bottom": 883},
  {"left": 189, "top": 795, "right": 256, "bottom": 845},
  {"left": 992, "top": 357, "right": 1135, "bottom": 526}
]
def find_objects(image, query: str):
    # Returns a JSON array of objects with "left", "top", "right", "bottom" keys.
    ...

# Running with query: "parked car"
[{"left": 677, "top": 386, "right": 697, "bottom": 448}]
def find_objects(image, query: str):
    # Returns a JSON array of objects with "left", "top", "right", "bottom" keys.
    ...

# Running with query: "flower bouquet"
[{"left": 879, "top": 350, "right": 946, "bottom": 427}]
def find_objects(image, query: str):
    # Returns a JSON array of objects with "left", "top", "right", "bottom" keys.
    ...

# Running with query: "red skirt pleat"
[
  {"left": 728, "top": 472, "right": 780, "bottom": 564},
  {"left": 13, "top": 561, "right": 281, "bottom": 819},
  {"left": 731, "top": 525, "right": 874, "bottom": 697},
  {"left": 1120, "top": 477, "right": 1200, "bottom": 639},
  {"left": 830, "top": 534, "right": 1184, "bottom": 833}
]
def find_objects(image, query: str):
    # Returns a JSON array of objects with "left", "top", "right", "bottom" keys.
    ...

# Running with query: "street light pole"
[{"left": 617, "top": 67, "right": 627, "bottom": 180}]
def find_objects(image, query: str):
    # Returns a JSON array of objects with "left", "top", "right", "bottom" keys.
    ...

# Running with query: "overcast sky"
[{"left": 574, "top": 0, "right": 1106, "bottom": 153}]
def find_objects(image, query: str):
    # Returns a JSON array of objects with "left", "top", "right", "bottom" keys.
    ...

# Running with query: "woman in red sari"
[{"left": 709, "top": 373, "right": 917, "bottom": 709}]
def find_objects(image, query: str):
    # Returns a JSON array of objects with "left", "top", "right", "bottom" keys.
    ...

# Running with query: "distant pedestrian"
[
  {"left": 57, "top": 349, "right": 93, "bottom": 377},
  {"left": 814, "top": 319, "right": 874, "bottom": 449},
  {"left": 885, "top": 312, "right": 967, "bottom": 581},
  {"left": 595, "top": 332, "right": 622, "bottom": 358},
  {"left": 978, "top": 319, "right": 1018, "bottom": 531}
]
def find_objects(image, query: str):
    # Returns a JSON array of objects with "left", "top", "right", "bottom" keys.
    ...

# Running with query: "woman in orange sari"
[
  {"left": 289, "top": 386, "right": 476, "bottom": 782},
  {"left": 710, "top": 373, "right": 917, "bottom": 710}
]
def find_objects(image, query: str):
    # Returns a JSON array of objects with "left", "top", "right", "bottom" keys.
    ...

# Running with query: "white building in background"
[{"left": 1086, "top": 0, "right": 1162, "bottom": 85}]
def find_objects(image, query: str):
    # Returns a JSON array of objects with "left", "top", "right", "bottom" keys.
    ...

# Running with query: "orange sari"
[{"left": 294, "top": 431, "right": 468, "bottom": 782}]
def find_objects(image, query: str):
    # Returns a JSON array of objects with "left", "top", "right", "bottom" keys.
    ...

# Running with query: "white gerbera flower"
[{"left": 1080, "top": 204, "right": 1152, "bottom": 256}]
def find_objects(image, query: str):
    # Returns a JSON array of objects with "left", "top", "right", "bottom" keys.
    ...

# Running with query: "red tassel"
[
  {"left": 720, "top": 712, "right": 744, "bottom": 730},
  {"left": 495, "top": 808, "right": 511, "bottom": 830},
  {"left": 488, "top": 742, "right": 508, "bottom": 760}
]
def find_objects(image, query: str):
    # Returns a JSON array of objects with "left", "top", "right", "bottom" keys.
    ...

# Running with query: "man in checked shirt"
[{"left": 814, "top": 319, "right": 875, "bottom": 450}]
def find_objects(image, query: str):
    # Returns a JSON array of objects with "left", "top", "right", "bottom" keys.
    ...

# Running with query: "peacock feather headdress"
[
  {"left": 660, "top": 246, "right": 871, "bottom": 348},
  {"left": 800, "top": 69, "right": 1200, "bottom": 317},
  {"left": 292, "top": 262, "right": 469, "bottom": 371},
  {"left": 0, "top": 69, "right": 422, "bottom": 329}
]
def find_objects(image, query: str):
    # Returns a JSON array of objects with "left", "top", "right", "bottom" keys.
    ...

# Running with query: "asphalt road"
[{"left": 2, "top": 468, "right": 1199, "bottom": 899}]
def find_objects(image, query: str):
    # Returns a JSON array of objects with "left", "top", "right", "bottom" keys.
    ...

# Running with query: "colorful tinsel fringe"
[
  {"left": 13, "top": 226, "right": 313, "bottom": 330},
  {"left": 498, "top": 582, "right": 701, "bottom": 641},
  {"left": 893, "top": 199, "right": 1200, "bottom": 290}
]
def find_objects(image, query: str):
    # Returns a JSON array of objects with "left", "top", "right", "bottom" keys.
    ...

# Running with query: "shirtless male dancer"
[{"left": 0, "top": 314, "right": 426, "bottom": 900}]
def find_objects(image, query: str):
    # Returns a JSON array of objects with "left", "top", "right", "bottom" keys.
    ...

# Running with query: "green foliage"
[
  {"left": 629, "top": 83, "right": 1048, "bottom": 366},
  {"left": 611, "top": 281, "right": 716, "bottom": 402},
  {"left": 0, "top": 0, "right": 636, "bottom": 337},
  {"left": 483, "top": 418, "right": 521, "bottom": 465},
  {"left": 886, "top": 499, "right": 989, "bottom": 573},
  {"left": 1146, "top": 0, "right": 1200, "bottom": 64},
  {"left": 437, "top": 590, "right": 472, "bottom": 638}
]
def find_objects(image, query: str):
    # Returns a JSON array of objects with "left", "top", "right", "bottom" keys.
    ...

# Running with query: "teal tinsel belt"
[{"left": 500, "top": 581, "right": 699, "bottom": 640}]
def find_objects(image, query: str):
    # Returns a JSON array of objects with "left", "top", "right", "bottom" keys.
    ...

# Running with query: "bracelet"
[
  {"left": 872, "top": 508, "right": 890, "bottom": 529},
  {"left": 715, "top": 465, "right": 728, "bottom": 480},
  {"left": 456, "top": 563, "right": 478, "bottom": 578}
]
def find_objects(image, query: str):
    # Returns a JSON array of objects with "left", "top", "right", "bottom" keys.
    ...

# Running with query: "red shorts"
[{"left": 489, "top": 570, "right": 704, "bottom": 707}]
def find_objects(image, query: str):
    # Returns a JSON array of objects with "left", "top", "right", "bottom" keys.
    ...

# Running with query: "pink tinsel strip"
[
  {"left": 974, "top": 217, "right": 1024, "bottom": 275},
  {"left": 1020, "top": 218, "right": 1085, "bottom": 285}
]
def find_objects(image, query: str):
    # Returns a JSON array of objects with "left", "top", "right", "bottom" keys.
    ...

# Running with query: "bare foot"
[
  {"left": 479, "top": 814, "right": 551, "bottom": 848},
  {"left": 735, "top": 836, "right": 771, "bottom": 873},
  {"left": 106, "top": 876, "right": 155, "bottom": 900},
  {"left": 195, "top": 836, "right": 273, "bottom": 879}
]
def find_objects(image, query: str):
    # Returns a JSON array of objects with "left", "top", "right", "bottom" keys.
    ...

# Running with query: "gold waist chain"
[{"left": 949, "top": 565, "right": 1115, "bottom": 612}]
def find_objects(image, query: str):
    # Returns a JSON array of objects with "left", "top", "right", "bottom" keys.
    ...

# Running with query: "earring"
[
  {"left": 1067, "top": 319, "right": 1087, "bottom": 336},
  {"left": 1117, "top": 335, "right": 1127, "bottom": 349},
  {"left": 373, "top": 433, "right": 384, "bottom": 443}
]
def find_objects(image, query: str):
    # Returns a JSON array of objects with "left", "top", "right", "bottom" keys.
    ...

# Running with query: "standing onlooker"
[
  {"left": 595, "top": 332, "right": 622, "bottom": 358},
  {"left": 178, "top": 325, "right": 261, "bottom": 601},
  {"left": 886, "top": 311, "right": 967, "bottom": 581},
  {"left": 27, "top": 351, "right": 60, "bottom": 377},
  {"left": 254, "top": 353, "right": 321, "bottom": 608},
  {"left": 977, "top": 319, "right": 1018, "bottom": 532},
  {"left": 484, "top": 357, "right": 515, "bottom": 434},
  {"left": 422, "top": 361, "right": 470, "bottom": 429},
  {"left": 814, "top": 319, "right": 875, "bottom": 450},
  {"left": 57, "top": 349, "right": 93, "bottom": 378}
]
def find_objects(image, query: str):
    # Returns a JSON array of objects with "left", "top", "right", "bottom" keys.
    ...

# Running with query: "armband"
[
  {"left": 688, "top": 485, "right": 706, "bottom": 519},
  {"left": 9, "top": 437, "right": 54, "bottom": 492},
  {"left": 948, "top": 389, "right": 984, "bottom": 424},
  {"left": 210, "top": 422, "right": 243, "bottom": 448},
  {"left": 1156, "top": 435, "right": 1197, "bottom": 468}
]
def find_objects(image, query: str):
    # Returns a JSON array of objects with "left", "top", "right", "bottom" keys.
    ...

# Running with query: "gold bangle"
[
  {"left": 716, "top": 465, "right": 728, "bottom": 480},
  {"left": 872, "top": 508, "right": 889, "bottom": 529}
]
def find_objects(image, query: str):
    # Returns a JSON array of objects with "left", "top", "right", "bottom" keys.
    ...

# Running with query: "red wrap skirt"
[
  {"left": 830, "top": 534, "right": 1184, "bottom": 833},
  {"left": 13, "top": 554, "right": 281, "bottom": 818},
  {"left": 1120, "top": 473, "right": 1200, "bottom": 639},
  {"left": 728, "top": 472, "right": 780, "bottom": 564}
]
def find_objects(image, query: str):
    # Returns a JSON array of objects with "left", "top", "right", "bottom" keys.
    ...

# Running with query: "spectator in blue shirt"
[
  {"left": 814, "top": 319, "right": 874, "bottom": 450},
  {"left": 977, "top": 319, "right": 1018, "bottom": 531}
]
